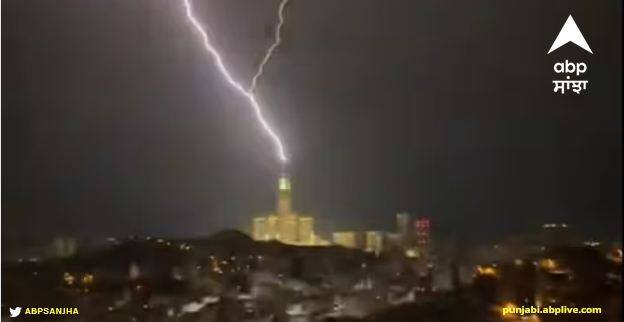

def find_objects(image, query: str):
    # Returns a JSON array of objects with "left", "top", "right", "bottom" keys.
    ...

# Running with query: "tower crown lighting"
[{"left": 279, "top": 177, "right": 291, "bottom": 191}]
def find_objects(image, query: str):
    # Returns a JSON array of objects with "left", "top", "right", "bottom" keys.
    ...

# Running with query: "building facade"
[
  {"left": 396, "top": 212, "right": 411, "bottom": 243},
  {"left": 365, "top": 231, "right": 384, "bottom": 255},
  {"left": 332, "top": 231, "right": 358, "bottom": 248},
  {"left": 251, "top": 176, "right": 323, "bottom": 246}
]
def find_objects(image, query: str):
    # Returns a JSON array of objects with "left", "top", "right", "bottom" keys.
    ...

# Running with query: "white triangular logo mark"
[{"left": 548, "top": 15, "right": 593, "bottom": 54}]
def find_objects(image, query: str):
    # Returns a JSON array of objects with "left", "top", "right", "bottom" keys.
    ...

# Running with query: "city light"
[
  {"left": 81, "top": 273, "right": 94, "bottom": 285},
  {"left": 539, "top": 258, "right": 557, "bottom": 271},
  {"left": 475, "top": 265, "right": 499, "bottom": 278},
  {"left": 63, "top": 272, "right": 75, "bottom": 286},
  {"left": 405, "top": 248, "right": 419, "bottom": 258}
]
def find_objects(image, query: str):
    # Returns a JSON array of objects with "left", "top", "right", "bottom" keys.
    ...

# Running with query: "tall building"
[
  {"left": 397, "top": 212, "right": 411, "bottom": 243},
  {"left": 333, "top": 231, "right": 358, "bottom": 248},
  {"left": 415, "top": 217, "right": 431, "bottom": 257},
  {"left": 276, "top": 176, "right": 295, "bottom": 242},
  {"left": 365, "top": 231, "right": 384, "bottom": 255},
  {"left": 280, "top": 214, "right": 298, "bottom": 243},
  {"left": 250, "top": 176, "right": 321, "bottom": 246},
  {"left": 277, "top": 176, "right": 292, "bottom": 217},
  {"left": 267, "top": 215, "right": 279, "bottom": 240},
  {"left": 252, "top": 217, "right": 267, "bottom": 241},
  {"left": 541, "top": 223, "right": 570, "bottom": 247},
  {"left": 298, "top": 216, "right": 314, "bottom": 245},
  {"left": 51, "top": 237, "right": 77, "bottom": 258}
]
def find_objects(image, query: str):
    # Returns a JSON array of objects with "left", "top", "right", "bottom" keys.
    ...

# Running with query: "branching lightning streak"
[
  {"left": 249, "top": 0, "right": 290, "bottom": 93},
  {"left": 182, "top": 0, "right": 288, "bottom": 163}
]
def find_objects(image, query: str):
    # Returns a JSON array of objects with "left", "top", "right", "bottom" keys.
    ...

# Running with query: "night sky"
[{"left": 2, "top": 0, "right": 622, "bottom": 244}]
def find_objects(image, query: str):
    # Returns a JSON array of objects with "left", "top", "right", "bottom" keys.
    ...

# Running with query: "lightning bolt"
[
  {"left": 182, "top": 0, "right": 288, "bottom": 163},
  {"left": 249, "top": 0, "right": 290, "bottom": 93}
]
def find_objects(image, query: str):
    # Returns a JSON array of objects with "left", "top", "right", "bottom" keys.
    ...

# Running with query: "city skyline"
[
  {"left": 2, "top": 1, "right": 621, "bottom": 321},
  {"left": 3, "top": 0, "right": 622, "bottom": 244}
]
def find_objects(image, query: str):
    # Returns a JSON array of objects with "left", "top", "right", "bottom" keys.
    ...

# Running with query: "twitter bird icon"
[{"left": 9, "top": 307, "right": 22, "bottom": 317}]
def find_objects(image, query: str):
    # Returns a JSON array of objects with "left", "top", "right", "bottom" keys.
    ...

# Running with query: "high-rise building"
[
  {"left": 541, "top": 223, "right": 570, "bottom": 247},
  {"left": 365, "top": 231, "right": 384, "bottom": 255},
  {"left": 51, "top": 237, "right": 77, "bottom": 258},
  {"left": 267, "top": 215, "right": 279, "bottom": 240},
  {"left": 252, "top": 217, "right": 268, "bottom": 241},
  {"left": 415, "top": 218, "right": 431, "bottom": 257},
  {"left": 277, "top": 176, "right": 292, "bottom": 217},
  {"left": 298, "top": 216, "right": 314, "bottom": 245},
  {"left": 276, "top": 175, "right": 297, "bottom": 242},
  {"left": 280, "top": 214, "right": 298, "bottom": 243},
  {"left": 250, "top": 176, "right": 320, "bottom": 246},
  {"left": 397, "top": 212, "right": 411, "bottom": 242},
  {"left": 333, "top": 231, "right": 358, "bottom": 248}
]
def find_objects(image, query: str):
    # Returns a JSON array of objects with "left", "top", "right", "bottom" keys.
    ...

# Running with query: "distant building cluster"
[
  {"left": 331, "top": 213, "right": 431, "bottom": 258},
  {"left": 250, "top": 177, "right": 432, "bottom": 258}
]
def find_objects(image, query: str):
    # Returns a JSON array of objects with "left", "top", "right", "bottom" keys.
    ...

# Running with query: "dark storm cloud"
[{"left": 2, "top": 0, "right": 621, "bottom": 243}]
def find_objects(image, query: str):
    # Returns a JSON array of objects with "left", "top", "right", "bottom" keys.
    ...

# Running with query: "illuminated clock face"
[{"left": 279, "top": 177, "right": 291, "bottom": 191}]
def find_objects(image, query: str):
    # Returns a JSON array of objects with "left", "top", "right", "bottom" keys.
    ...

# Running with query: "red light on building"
[
  {"left": 415, "top": 218, "right": 430, "bottom": 229},
  {"left": 414, "top": 218, "right": 431, "bottom": 246}
]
